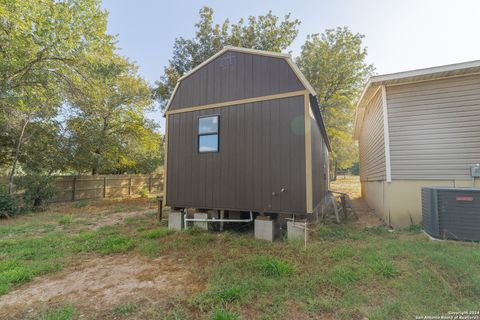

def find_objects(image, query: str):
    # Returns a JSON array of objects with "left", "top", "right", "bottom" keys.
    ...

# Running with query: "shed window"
[{"left": 198, "top": 116, "right": 219, "bottom": 152}]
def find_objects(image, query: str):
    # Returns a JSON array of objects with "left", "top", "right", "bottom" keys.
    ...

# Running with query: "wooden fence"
[{"left": 1, "top": 174, "right": 163, "bottom": 203}]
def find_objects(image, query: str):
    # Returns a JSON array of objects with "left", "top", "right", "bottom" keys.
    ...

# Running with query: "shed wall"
[
  {"left": 168, "top": 51, "right": 305, "bottom": 110},
  {"left": 387, "top": 74, "right": 480, "bottom": 180},
  {"left": 359, "top": 91, "right": 386, "bottom": 182},
  {"left": 311, "top": 111, "right": 329, "bottom": 208},
  {"left": 166, "top": 95, "right": 307, "bottom": 214}
]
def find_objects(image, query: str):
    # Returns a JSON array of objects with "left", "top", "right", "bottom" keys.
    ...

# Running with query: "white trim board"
[{"left": 381, "top": 86, "right": 392, "bottom": 183}]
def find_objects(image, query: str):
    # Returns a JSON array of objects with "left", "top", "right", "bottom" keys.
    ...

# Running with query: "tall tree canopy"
[
  {"left": 296, "top": 27, "right": 374, "bottom": 176},
  {"left": 154, "top": 6, "right": 301, "bottom": 109},
  {"left": 67, "top": 55, "right": 161, "bottom": 174},
  {"left": 0, "top": 0, "right": 114, "bottom": 191},
  {"left": 0, "top": 0, "right": 162, "bottom": 191}
]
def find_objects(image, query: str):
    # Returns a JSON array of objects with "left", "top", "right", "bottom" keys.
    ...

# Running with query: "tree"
[
  {"left": 296, "top": 27, "right": 374, "bottom": 179},
  {"left": 67, "top": 55, "right": 161, "bottom": 174},
  {"left": 154, "top": 6, "right": 301, "bottom": 109},
  {"left": 2, "top": 85, "right": 62, "bottom": 192},
  {"left": 0, "top": 0, "right": 114, "bottom": 191},
  {"left": 18, "top": 120, "right": 71, "bottom": 174}
]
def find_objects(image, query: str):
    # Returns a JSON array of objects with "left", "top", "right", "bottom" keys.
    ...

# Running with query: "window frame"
[{"left": 197, "top": 115, "right": 220, "bottom": 153}]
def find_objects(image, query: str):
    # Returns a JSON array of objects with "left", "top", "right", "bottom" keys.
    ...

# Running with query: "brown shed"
[{"left": 164, "top": 47, "right": 331, "bottom": 216}]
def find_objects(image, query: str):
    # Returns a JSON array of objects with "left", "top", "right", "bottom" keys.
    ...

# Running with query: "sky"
[{"left": 101, "top": 0, "right": 480, "bottom": 131}]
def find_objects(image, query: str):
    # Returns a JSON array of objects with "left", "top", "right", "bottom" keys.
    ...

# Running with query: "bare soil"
[
  {"left": 87, "top": 209, "right": 151, "bottom": 230},
  {"left": 330, "top": 175, "right": 383, "bottom": 228},
  {"left": 0, "top": 254, "right": 193, "bottom": 319}
]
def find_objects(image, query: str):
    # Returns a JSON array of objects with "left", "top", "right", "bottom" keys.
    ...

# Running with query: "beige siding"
[
  {"left": 387, "top": 74, "right": 480, "bottom": 180},
  {"left": 359, "top": 91, "right": 386, "bottom": 181}
]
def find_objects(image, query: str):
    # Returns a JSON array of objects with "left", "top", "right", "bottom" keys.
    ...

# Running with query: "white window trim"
[{"left": 381, "top": 86, "right": 392, "bottom": 182}]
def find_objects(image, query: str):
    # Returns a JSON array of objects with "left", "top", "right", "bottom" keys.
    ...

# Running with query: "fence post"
[
  {"left": 103, "top": 176, "right": 106, "bottom": 198},
  {"left": 149, "top": 175, "right": 152, "bottom": 193},
  {"left": 128, "top": 176, "right": 132, "bottom": 196},
  {"left": 72, "top": 176, "right": 76, "bottom": 201}
]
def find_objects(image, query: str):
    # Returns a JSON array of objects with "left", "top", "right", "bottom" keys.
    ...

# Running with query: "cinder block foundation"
[
  {"left": 194, "top": 213, "right": 209, "bottom": 230},
  {"left": 168, "top": 211, "right": 184, "bottom": 230},
  {"left": 287, "top": 221, "right": 308, "bottom": 241},
  {"left": 254, "top": 217, "right": 277, "bottom": 242}
]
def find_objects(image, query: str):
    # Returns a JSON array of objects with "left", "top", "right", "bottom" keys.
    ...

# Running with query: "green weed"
[
  {"left": 98, "top": 236, "right": 135, "bottom": 254},
  {"left": 58, "top": 215, "right": 73, "bottom": 225},
  {"left": 72, "top": 200, "right": 89, "bottom": 208},
  {"left": 141, "top": 227, "right": 170, "bottom": 239},
  {"left": 138, "top": 240, "right": 160, "bottom": 257},
  {"left": 112, "top": 302, "right": 138, "bottom": 316},
  {"left": 329, "top": 266, "right": 358, "bottom": 288},
  {"left": 305, "top": 297, "right": 338, "bottom": 313},
  {"left": 318, "top": 225, "right": 351, "bottom": 240},
  {"left": 371, "top": 259, "right": 398, "bottom": 278},
  {"left": 328, "top": 244, "right": 354, "bottom": 261},
  {"left": 35, "top": 303, "right": 75, "bottom": 320},
  {"left": 210, "top": 308, "right": 239, "bottom": 320},
  {"left": 138, "top": 187, "right": 149, "bottom": 198},
  {"left": 114, "top": 204, "right": 128, "bottom": 213},
  {"left": 249, "top": 255, "right": 294, "bottom": 277}
]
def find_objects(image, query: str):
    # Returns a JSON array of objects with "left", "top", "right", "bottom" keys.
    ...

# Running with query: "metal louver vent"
[{"left": 422, "top": 187, "right": 480, "bottom": 241}]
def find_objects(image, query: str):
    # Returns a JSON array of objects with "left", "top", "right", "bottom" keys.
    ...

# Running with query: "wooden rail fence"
[{"left": 0, "top": 174, "right": 163, "bottom": 203}]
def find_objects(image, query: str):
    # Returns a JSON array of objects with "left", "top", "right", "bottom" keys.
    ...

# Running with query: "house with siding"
[
  {"left": 354, "top": 60, "right": 480, "bottom": 227},
  {"left": 164, "top": 47, "right": 331, "bottom": 223}
]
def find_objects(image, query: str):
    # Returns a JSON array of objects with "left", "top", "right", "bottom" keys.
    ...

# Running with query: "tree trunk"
[
  {"left": 8, "top": 118, "right": 29, "bottom": 194},
  {"left": 331, "top": 158, "right": 338, "bottom": 182}
]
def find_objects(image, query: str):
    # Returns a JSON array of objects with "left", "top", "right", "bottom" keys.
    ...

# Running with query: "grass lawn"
[{"left": 0, "top": 183, "right": 479, "bottom": 319}]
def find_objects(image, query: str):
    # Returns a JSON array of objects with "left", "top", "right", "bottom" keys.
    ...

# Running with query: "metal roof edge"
[
  {"left": 164, "top": 46, "right": 317, "bottom": 114},
  {"left": 353, "top": 59, "right": 480, "bottom": 139}
]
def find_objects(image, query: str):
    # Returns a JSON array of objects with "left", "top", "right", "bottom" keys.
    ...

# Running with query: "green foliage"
[
  {"left": 350, "top": 161, "right": 360, "bottom": 175},
  {"left": 72, "top": 200, "right": 89, "bottom": 209},
  {"left": 36, "top": 303, "right": 75, "bottom": 320},
  {"left": 97, "top": 236, "right": 135, "bottom": 254},
  {"left": 0, "top": 185, "right": 18, "bottom": 218},
  {"left": 74, "top": 230, "right": 135, "bottom": 254},
  {"left": 216, "top": 285, "right": 247, "bottom": 303},
  {"left": 0, "top": 0, "right": 161, "bottom": 178},
  {"left": 249, "top": 255, "right": 294, "bottom": 277},
  {"left": 402, "top": 224, "right": 423, "bottom": 233},
  {"left": 58, "top": 216, "right": 74, "bottom": 225},
  {"left": 138, "top": 187, "right": 149, "bottom": 198},
  {"left": 329, "top": 266, "right": 358, "bottom": 287},
  {"left": 67, "top": 55, "right": 162, "bottom": 174},
  {"left": 137, "top": 240, "right": 160, "bottom": 257},
  {"left": 0, "top": 0, "right": 115, "bottom": 185},
  {"left": 112, "top": 302, "right": 138, "bottom": 316},
  {"left": 296, "top": 27, "right": 375, "bottom": 172},
  {"left": 154, "top": 6, "right": 300, "bottom": 109},
  {"left": 210, "top": 308, "right": 239, "bottom": 320},
  {"left": 16, "top": 174, "right": 56, "bottom": 211},
  {"left": 371, "top": 259, "right": 398, "bottom": 279},
  {"left": 141, "top": 227, "right": 170, "bottom": 239},
  {"left": 2, "top": 198, "right": 480, "bottom": 318},
  {"left": 318, "top": 225, "right": 351, "bottom": 240},
  {"left": 328, "top": 244, "right": 354, "bottom": 261}
]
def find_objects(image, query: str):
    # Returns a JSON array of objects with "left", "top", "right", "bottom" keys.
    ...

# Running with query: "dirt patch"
[
  {"left": 87, "top": 209, "right": 150, "bottom": 230},
  {"left": 331, "top": 176, "right": 383, "bottom": 228},
  {"left": 0, "top": 254, "right": 193, "bottom": 318},
  {"left": 51, "top": 197, "right": 153, "bottom": 213},
  {"left": 351, "top": 198, "right": 383, "bottom": 228}
]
